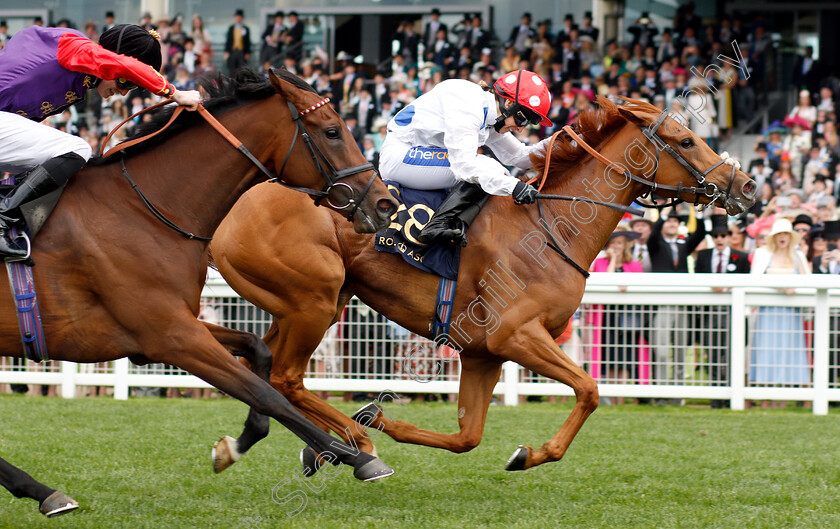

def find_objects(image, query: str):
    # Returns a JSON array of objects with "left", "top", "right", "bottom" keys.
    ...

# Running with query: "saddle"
[{"left": 374, "top": 182, "right": 462, "bottom": 280}]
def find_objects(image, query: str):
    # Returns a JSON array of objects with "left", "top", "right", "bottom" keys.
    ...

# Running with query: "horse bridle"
[
  {"left": 273, "top": 97, "right": 378, "bottom": 222},
  {"left": 532, "top": 109, "right": 743, "bottom": 279},
  {"left": 102, "top": 95, "right": 379, "bottom": 242}
]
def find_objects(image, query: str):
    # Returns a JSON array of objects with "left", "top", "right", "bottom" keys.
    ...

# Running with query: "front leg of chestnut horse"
[
  {"left": 357, "top": 355, "right": 503, "bottom": 453},
  {"left": 492, "top": 320, "right": 599, "bottom": 471},
  {"left": 0, "top": 456, "right": 78, "bottom": 517},
  {"left": 198, "top": 322, "right": 272, "bottom": 473},
  {"left": 149, "top": 318, "right": 394, "bottom": 481}
]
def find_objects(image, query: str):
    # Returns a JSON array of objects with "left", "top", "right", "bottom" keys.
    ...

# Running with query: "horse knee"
[
  {"left": 452, "top": 432, "right": 482, "bottom": 453},
  {"left": 575, "top": 378, "right": 600, "bottom": 412}
]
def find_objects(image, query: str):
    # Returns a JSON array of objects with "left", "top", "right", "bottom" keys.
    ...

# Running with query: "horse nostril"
[
  {"left": 742, "top": 180, "right": 757, "bottom": 199},
  {"left": 377, "top": 198, "right": 398, "bottom": 218}
]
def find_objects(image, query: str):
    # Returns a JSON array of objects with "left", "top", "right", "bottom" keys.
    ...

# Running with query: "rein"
[
  {"left": 100, "top": 94, "right": 378, "bottom": 241},
  {"left": 529, "top": 110, "right": 740, "bottom": 279}
]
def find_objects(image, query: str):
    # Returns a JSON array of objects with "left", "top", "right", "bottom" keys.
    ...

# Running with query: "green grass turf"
[{"left": 0, "top": 396, "right": 839, "bottom": 529}]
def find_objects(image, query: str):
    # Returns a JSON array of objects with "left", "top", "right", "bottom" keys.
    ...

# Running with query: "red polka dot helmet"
[{"left": 493, "top": 70, "right": 553, "bottom": 127}]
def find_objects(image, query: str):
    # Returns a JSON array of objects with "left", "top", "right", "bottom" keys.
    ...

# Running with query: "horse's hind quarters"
[{"left": 39, "top": 491, "right": 79, "bottom": 517}]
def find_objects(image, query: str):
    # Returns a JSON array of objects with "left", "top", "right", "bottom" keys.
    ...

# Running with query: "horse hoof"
[
  {"left": 351, "top": 401, "right": 382, "bottom": 426},
  {"left": 300, "top": 446, "right": 318, "bottom": 477},
  {"left": 39, "top": 491, "right": 79, "bottom": 517},
  {"left": 505, "top": 445, "right": 529, "bottom": 471},
  {"left": 353, "top": 456, "right": 394, "bottom": 482},
  {"left": 212, "top": 435, "right": 241, "bottom": 474}
]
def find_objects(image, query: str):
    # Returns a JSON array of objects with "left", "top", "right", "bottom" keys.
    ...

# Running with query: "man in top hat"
[
  {"left": 579, "top": 11, "right": 599, "bottom": 43},
  {"left": 630, "top": 216, "right": 654, "bottom": 272},
  {"left": 648, "top": 207, "right": 706, "bottom": 391},
  {"left": 460, "top": 13, "right": 489, "bottom": 61},
  {"left": 555, "top": 14, "right": 577, "bottom": 47},
  {"left": 695, "top": 215, "right": 750, "bottom": 407},
  {"left": 812, "top": 220, "right": 840, "bottom": 390},
  {"left": 224, "top": 9, "right": 252, "bottom": 74},
  {"left": 283, "top": 11, "right": 304, "bottom": 62},
  {"left": 507, "top": 12, "right": 536, "bottom": 58},
  {"left": 423, "top": 8, "right": 447, "bottom": 52},
  {"left": 260, "top": 11, "right": 286, "bottom": 67},
  {"left": 103, "top": 11, "right": 116, "bottom": 33}
]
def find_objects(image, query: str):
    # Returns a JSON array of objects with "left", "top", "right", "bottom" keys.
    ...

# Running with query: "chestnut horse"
[
  {"left": 210, "top": 97, "right": 756, "bottom": 474},
  {"left": 0, "top": 69, "right": 400, "bottom": 518}
]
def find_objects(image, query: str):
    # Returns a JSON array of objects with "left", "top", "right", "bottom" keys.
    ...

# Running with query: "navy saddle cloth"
[{"left": 374, "top": 181, "right": 461, "bottom": 280}]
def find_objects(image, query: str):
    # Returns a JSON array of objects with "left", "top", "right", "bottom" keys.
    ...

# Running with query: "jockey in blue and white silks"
[{"left": 378, "top": 70, "right": 553, "bottom": 246}]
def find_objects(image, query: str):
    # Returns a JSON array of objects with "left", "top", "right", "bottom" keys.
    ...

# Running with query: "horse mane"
[
  {"left": 90, "top": 68, "right": 304, "bottom": 165},
  {"left": 531, "top": 96, "right": 659, "bottom": 178}
]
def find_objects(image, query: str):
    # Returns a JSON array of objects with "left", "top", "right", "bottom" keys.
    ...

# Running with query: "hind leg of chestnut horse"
[
  {"left": 492, "top": 320, "right": 599, "bottom": 471},
  {"left": 146, "top": 315, "right": 392, "bottom": 481},
  {"left": 0, "top": 457, "right": 78, "bottom": 517},
  {"left": 198, "top": 323, "right": 274, "bottom": 473}
]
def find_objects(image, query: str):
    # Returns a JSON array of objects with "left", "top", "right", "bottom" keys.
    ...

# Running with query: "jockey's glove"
[{"left": 513, "top": 181, "right": 539, "bottom": 204}]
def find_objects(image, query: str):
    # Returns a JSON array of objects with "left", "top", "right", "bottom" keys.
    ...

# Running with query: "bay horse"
[
  {"left": 209, "top": 97, "right": 756, "bottom": 474},
  {"left": 0, "top": 68, "right": 400, "bottom": 518}
]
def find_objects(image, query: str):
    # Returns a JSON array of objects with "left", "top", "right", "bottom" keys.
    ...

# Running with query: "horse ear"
[
  {"left": 617, "top": 105, "right": 651, "bottom": 127},
  {"left": 268, "top": 69, "right": 307, "bottom": 107}
]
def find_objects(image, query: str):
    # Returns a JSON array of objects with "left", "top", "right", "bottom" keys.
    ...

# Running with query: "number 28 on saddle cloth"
[{"left": 374, "top": 181, "right": 461, "bottom": 280}]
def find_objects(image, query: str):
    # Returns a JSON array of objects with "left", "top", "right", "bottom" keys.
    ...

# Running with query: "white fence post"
[
  {"left": 503, "top": 361, "right": 519, "bottom": 406},
  {"left": 114, "top": 357, "right": 130, "bottom": 400},
  {"left": 60, "top": 361, "right": 76, "bottom": 399},
  {"left": 729, "top": 288, "right": 746, "bottom": 411},
  {"left": 813, "top": 289, "right": 830, "bottom": 415}
]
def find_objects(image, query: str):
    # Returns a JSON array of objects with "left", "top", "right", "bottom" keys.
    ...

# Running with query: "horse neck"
[
  {"left": 529, "top": 123, "right": 646, "bottom": 270},
  {"left": 129, "top": 98, "right": 284, "bottom": 237}
]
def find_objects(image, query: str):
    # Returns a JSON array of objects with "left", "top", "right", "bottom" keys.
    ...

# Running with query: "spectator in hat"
[
  {"left": 103, "top": 11, "right": 116, "bottom": 33},
  {"left": 423, "top": 8, "right": 447, "bottom": 52},
  {"left": 393, "top": 20, "right": 420, "bottom": 65},
  {"left": 507, "top": 12, "right": 536, "bottom": 59},
  {"left": 590, "top": 227, "right": 643, "bottom": 397},
  {"left": 788, "top": 89, "right": 817, "bottom": 128},
  {"left": 630, "top": 217, "right": 653, "bottom": 272},
  {"left": 260, "top": 11, "right": 286, "bottom": 67},
  {"left": 648, "top": 207, "right": 707, "bottom": 389},
  {"left": 555, "top": 14, "right": 576, "bottom": 48},
  {"left": 283, "top": 11, "right": 304, "bottom": 62},
  {"left": 140, "top": 12, "right": 156, "bottom": 32},
  {"left": 224, "top": 9, "right": 252, "bottom": 74},
  {"left": 460, "top": 14, "right": 489, "bottom": 61},
  {"left": 749, "top": 218, "right": 811, "bottom": 400},
  {"left": 792, "top": 45, "right": 820, "bottom": 96},
  {"left": 628, "top": 11, "right": 658, "bottom": 49},
  {"left": 580, "top": 11, "right": 599, "bottom": 43},
  {"left": 695, "top": 215, "right": 751, "bottom": 407}
]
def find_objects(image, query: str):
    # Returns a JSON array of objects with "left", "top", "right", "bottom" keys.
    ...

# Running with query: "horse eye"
[
  {"left": 325, "top": 128, "right": 340, "bottom": 140},
  {"left": 680, "top": 138, "right": 694, "bottom": 149}
]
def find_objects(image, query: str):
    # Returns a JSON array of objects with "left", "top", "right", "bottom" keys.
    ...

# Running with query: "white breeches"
[{"left": 0, "top": 111, "right": 92, "bottom": 171}]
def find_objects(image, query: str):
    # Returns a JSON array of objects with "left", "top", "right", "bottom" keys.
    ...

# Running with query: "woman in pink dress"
[{"left": 590, "top": 228, "right": 643, "bottom": 401}]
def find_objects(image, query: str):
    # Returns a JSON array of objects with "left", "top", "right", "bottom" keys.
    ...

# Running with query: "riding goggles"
[{"left": 511, "top": 106, "right": 542, "bottom": 127}]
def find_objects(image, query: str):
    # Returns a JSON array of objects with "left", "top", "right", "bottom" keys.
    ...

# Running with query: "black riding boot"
[
  {"left": 417, "top": 182, "right": 490, "bottom": 247},
  {"left": 0, "top": 153, "right": 84, "bottom": 261}
]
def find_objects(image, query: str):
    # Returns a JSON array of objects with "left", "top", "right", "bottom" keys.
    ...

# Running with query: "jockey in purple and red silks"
[{"left": 0, "top": 24, "right": 202, "bottom": 260}]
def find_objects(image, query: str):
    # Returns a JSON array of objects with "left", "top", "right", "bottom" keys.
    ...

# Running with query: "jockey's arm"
[
  {"left": 485, "top": 130, "right": 551, "bottom": 169},
  {"left": 441, "top": 97, "right": 521, "bottom": 196},
  {"left": 56, "top": 33, "right": 199, "bottom": 109}
]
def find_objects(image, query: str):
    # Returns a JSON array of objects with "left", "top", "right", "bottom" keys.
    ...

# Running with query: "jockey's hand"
[
  {"left": 172, "top": 89, "right": 202, "bottom": 111},
  {"left": 513, "top": 181, "right": 539, "bottom": 204}
]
